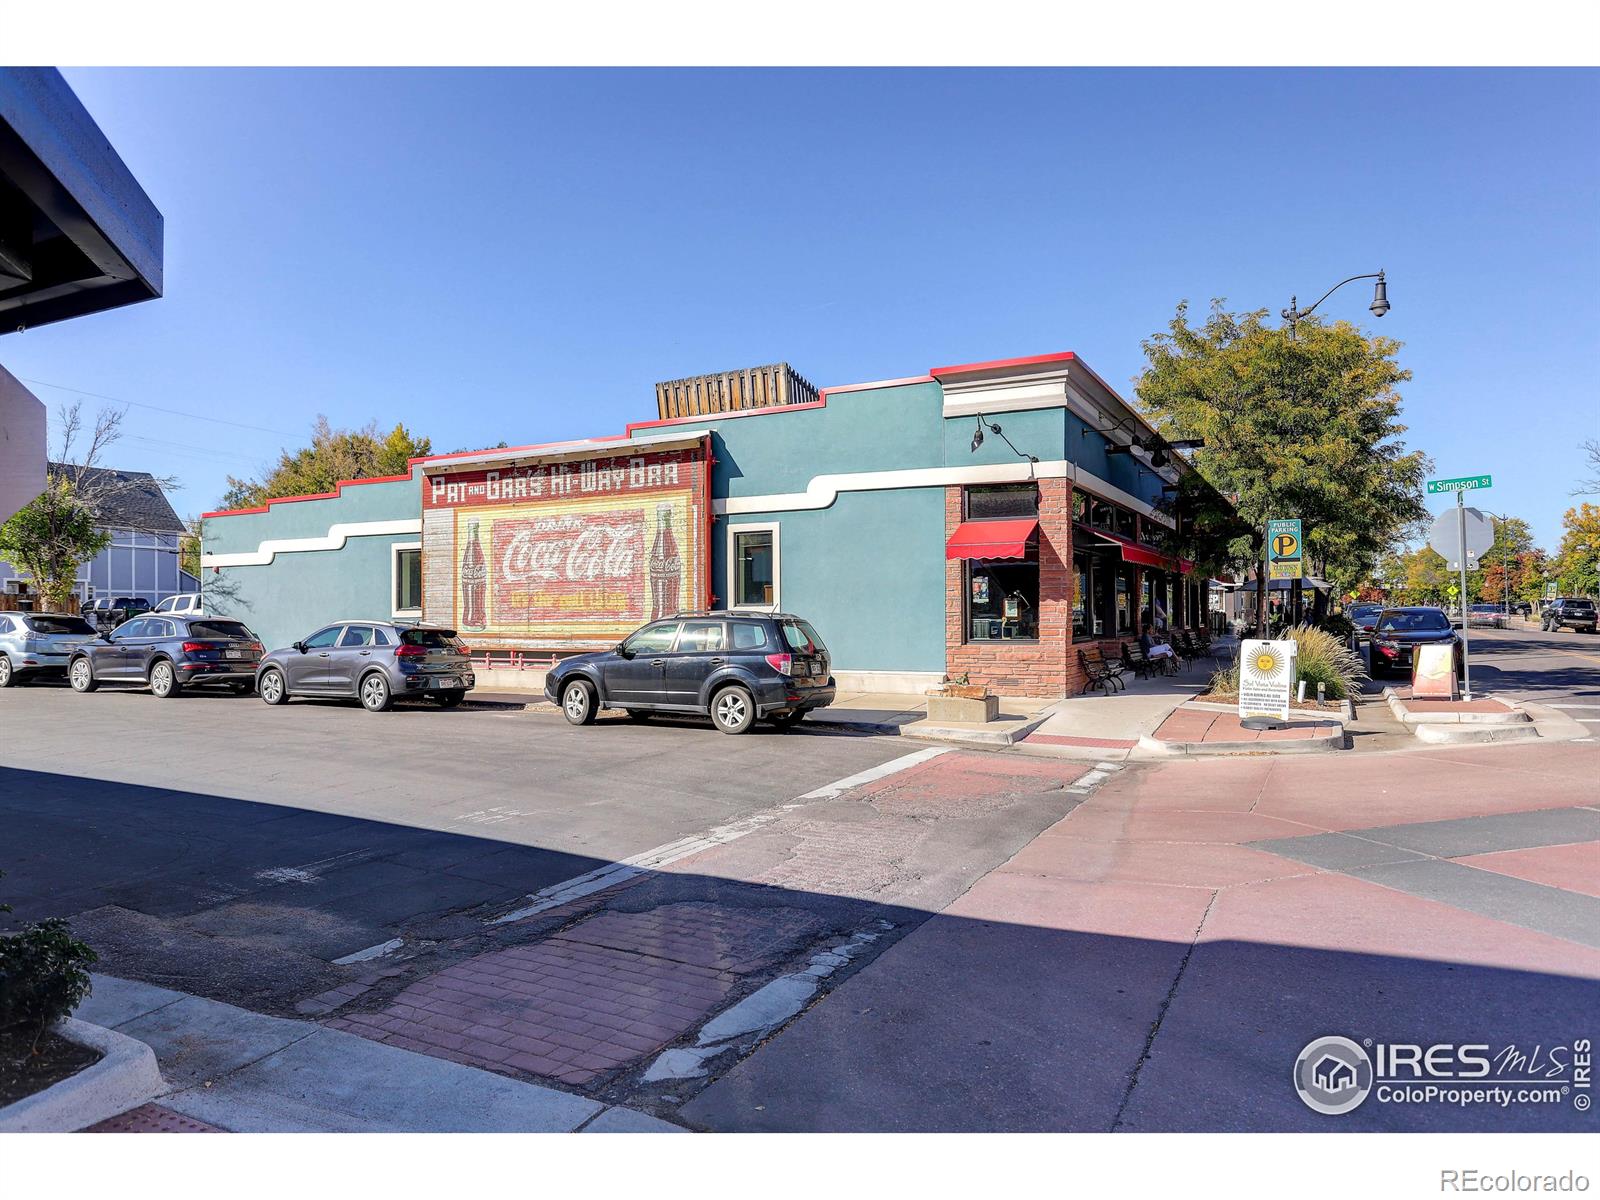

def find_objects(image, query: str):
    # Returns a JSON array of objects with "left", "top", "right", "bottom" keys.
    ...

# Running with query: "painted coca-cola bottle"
[
  {"left": 648, "top": 503, "right": 682, "bottom": 621},
  {"left": 460, "top": 518, "right": 488, "bottom": 631}
]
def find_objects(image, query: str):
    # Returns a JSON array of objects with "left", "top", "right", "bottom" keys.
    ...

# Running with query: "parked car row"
[
  {"left": 3, "top": 606, "right": 839, "bottom": 734},
  {"left": 1367, "top": 606, "right": 1466, "bottom": 680},
  {"left": 1542, "top": 597, "right": 1597, "bottom": 634}
]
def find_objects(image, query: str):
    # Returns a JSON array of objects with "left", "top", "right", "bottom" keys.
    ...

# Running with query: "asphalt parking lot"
[{"left": 0, "top": 680, "right": 920, "bottom": 1007}]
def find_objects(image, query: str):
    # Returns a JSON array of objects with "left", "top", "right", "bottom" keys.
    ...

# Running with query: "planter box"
[
  {"left": 926, "top": 694, "right": 1000, "bottom": 724},
  {"left": 0, "top": 1017, "right": 164, "bottom": 1132}
]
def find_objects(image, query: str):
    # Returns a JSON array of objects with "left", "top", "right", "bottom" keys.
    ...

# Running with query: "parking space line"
[{"left": 491, "top": 747, "right": 950, "bottom": 926}]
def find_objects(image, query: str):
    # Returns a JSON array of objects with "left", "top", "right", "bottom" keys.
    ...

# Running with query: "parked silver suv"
[
  {"left": 256, "top": 621, "right": 475, "bottom": 712},
  {"left": 0, "top": 611, "right": 98, "bottom": 686}
]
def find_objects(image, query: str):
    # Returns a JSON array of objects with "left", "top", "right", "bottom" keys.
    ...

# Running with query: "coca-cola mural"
[{"left": 421, "top": 444, "right": 708, "bottom": 649}]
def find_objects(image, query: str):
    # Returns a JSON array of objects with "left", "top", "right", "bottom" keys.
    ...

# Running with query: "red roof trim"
[
  {"left": 200, "top": 473, "right": 413, "bottom": 519},
  {"left": 929, "top": 351, "right": 1076, "bottom": 379}
]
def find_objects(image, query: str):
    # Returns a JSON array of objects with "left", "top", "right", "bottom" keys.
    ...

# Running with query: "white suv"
[{"left": 152, "top": 592, "right": 206, "bottom": 616}]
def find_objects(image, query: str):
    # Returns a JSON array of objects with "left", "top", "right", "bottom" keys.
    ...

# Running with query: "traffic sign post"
[{"left": 1428, "top": 475, "right": 1493, "bottom": 701}]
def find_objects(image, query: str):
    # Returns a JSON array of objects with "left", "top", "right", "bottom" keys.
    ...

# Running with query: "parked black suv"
[
  {"left": 1542, "top": 597, "right": 1597, "bottom": 634},
  {"left": 546, "top": 611, "right": 835, "bottom": 734},
  {"left": 85, "top": 595, "right": 153, "bottom": 630},
  {"left": 69, "top": 615, "right": 264, "bottom": 698}
]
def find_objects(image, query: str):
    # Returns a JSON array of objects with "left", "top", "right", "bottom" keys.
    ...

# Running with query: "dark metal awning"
[
  {"left": 946, "top": 518, "right": 1038, "bottom": 561},
  {"left": 0, "top": 69, "right": 164, "bottom": 332}
]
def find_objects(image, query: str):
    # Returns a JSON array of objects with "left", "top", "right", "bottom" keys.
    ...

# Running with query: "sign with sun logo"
[{"left": 1238, "top": 638, "right": 1297, "bottom": 722}]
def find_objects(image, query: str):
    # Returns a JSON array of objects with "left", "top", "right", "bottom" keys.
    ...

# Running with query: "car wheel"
[
  {"left": 0, "top": 657, "right": 13, "bottom": 688},
  {"left": 434, "top": 689, "right": 465, "bottom": 707},
  {"left": 711, "top": 684, "right": 755, "bottom": 735},
  {"left": 359, "top": 671, "right": 393, "bottom": 712},
  {"left": 562, "top": 678, "right": 597, "bottom": 726},
  {"left": 625, "top": 708, "right": 653, "bottom": 722},
  {"left": 69, "top": 657, "right": 97, "bottom": 692},
  {"left": 258, "top": 668, "right": 288, "bottom": 705},
  {"left": 150, "top": 660, "right": 181, "bottom": 698}
]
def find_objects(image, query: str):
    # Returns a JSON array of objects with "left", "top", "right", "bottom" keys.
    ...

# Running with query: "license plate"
[
  {"left": 435, "top": 676, "right": 460, "bottom": 689},
  {"left": 225, "top": 649, "right": 247, "bottom": 659}
]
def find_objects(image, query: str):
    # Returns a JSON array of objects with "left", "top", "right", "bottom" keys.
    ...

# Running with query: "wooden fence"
[
  {"left": 0, "top": 592, "right": 80, "bottom": 614},
  {"left": 654, "top": 363, "right": 820, "bottom": 420}
]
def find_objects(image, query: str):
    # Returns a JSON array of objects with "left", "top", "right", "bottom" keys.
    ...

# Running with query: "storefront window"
[
  {"left": 965, "top": 484, "right": 1039, "bottom": 520},
  {"left": 1114, "top": 506, "right": 1138, "bottom": 541},
  {"left": 967, "top": 553, "right": 1040, "bottom": 643},
  {"left": 1116, "top": 571, "right": 1132, "bottom": 635},
  {"left": 1072, "top": 556, "right": 1089, "bottom": 639}
]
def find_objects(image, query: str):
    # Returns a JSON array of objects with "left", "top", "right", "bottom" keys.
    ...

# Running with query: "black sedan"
[
  {"left": 1368, "top": 607, "right": 1464, "bottom": 679},
  {"left": 69, "top": 615, "right": 264, "bottom": 698}
]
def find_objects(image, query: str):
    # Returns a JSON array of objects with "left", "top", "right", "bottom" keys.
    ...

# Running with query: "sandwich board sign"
[
  {"left": 1238, "top": 638, "right": 1297, "bottom": 725},
  {"left": 1267, "top": 518, "right": 1303, "bottom": 582},
  {"left": 1413, "top": 643, "right": 1459, "bottom": 701}
]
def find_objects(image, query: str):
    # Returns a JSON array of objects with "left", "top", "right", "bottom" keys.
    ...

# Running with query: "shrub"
[
  {"left": 0, "top": 913, "right": 98, "bottom": 1048},
  {"left": 1206, "top": 624, "right": 1365, "bottom": 701},
  {"left": 1285, "top": 623, "right": 1366, "bottom": 699},
  {"left": 1320, "top": 613, "right": 1356, "bottom": 640}
]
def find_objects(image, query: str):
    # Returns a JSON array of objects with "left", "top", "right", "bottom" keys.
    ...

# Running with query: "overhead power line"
[{"left": 21, "top": 377, "right": 297, "bottom": 437}]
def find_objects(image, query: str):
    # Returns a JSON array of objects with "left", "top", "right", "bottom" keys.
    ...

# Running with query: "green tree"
[
  {"left": 1136, "top": 301, "right": 1432, "bottom": 631},
  {"left": 1467, "top": 515, "right": 1536, "bottom": 604},
  {"left": 1552, "top": 502, "right": 1600, "bottom": 596},
  {"left": 221, "top": 416, "right": 431, "bottom": 510},
  {"left": 0, "top": 402, "right": 162, "bottom": 611},
  {"left": 0, "top": 475, "right": 109, "bottom": 611},
  {"left": 1401, "top": 546, "right": 1452, "bottom": 603}
]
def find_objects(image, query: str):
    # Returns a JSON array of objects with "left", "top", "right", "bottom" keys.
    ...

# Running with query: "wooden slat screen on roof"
[{"left": 654, "top": 363, "right": 820, "bottom": 420}]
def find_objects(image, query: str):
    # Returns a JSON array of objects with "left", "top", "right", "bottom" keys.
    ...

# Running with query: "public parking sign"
[
  {"left": 1267, "top": 518, "right": 1303, "bottom": 581},
  {"left": 1427, "top": 475, "right": 1492, "bottom": 494}
]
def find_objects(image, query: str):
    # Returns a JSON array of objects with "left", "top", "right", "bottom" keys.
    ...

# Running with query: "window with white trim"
[
  {"left": 392, "top": 542, "right": 422, "bottom": 616},
  {"left": 728, "top": 523, "right": 779, "bottom": 610}
]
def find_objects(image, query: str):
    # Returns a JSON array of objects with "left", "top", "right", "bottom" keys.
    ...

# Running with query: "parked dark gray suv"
[
  {"left": 256, "top": 621, "right": 475, "bottom": 712},
  {"left": 546, "top": 611, "right": 834, "bottom": 734},
  {"left": 68, "top": 615, "right": 263, "bottom": 697}
]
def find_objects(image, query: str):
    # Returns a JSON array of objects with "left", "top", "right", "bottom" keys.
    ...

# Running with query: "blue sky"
[{"left": 8, "top": 68, "right": 1597, "bottom": 547}]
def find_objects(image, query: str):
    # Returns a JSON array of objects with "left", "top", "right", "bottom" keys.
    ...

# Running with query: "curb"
[
  {"left": 1136, "top": 723, "right": 1346, "bottom": 757},
  {"left": 897, "top": 712, "right": 1053, "bottom": 748},
  {"left": 1381, "top": 688, "right": 1533, "bottom": 727},
  {"left": 1410, "top": 722, "right": 1541, "bottom": 745},
  {"left": 0, "top": 1017, "right": 165, "bottom": 1133}
]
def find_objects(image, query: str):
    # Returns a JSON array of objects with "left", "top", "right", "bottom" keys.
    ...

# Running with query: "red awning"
[
  {"left": 945, "top": 518, "right": 1038, "bottom": 561},
  {"left": 1074, "top": 521, "right": 1177, "bottom": 571}
]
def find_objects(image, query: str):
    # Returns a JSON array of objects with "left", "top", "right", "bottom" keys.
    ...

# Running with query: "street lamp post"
[{"left": 1258, "top": 270, "right": 1393, "bottom": 636}]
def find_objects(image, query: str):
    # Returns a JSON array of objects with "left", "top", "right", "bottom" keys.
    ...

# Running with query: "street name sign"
[
  {"left": 1267, "top": 518, "right": 1303, "bottom": 582},
  {"left": 1238, "top": 638, "right": 1296, "bottom": 724},
  {"left": 1427, "top": 475, "right": 1492, "bottom": 494}
]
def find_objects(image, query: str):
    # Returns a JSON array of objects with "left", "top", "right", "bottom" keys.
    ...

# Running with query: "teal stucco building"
[{"left": 201, "top": 351, "right": 1216, "bottom": 698}]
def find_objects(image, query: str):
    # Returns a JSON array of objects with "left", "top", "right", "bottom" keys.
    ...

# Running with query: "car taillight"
[
  {"left": 180, "top": 641, "right": 213, "bottom": 654},
  {"left": 765, "top": 652, "right": 793, "bottom": 675},
  {"left": 395, "top": 644, "right": 428, "bottom": 658},
  {"left": 247, "top": 643, "right": 263, "bottom": 655}
]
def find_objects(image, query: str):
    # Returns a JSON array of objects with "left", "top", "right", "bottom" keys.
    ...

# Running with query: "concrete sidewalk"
[{"left": 75, "top": 975, "right": 681, "bottom": 1133}]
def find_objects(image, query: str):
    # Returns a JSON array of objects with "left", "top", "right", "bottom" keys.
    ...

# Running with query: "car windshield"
[
  {"left": 1377, "top": 610, "right": 1451, "bottom": 633},
  {"left": 27, "top": 616, "right": 95, "bottom": 635},
  {"left": 400, "top": 628, "right": 461, "bottom": 650},
  {"left": 189, "top": 620, "right": 253, "bottom": 640},
  {"left": 780, "top": 619, "right": 825, "bottom": 654}
]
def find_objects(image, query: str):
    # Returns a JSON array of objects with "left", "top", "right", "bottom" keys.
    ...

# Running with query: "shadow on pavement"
[{"left": 2, "top": 764, "right": 1594, "bottom": 1133}]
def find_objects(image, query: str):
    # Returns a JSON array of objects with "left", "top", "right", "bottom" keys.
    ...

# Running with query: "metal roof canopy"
[
  {"left": 419, "top": 428, "right": 713, "bottom": 474},
  {"left": 0, "top": 69, "right": 164, "bottom": 332}
]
